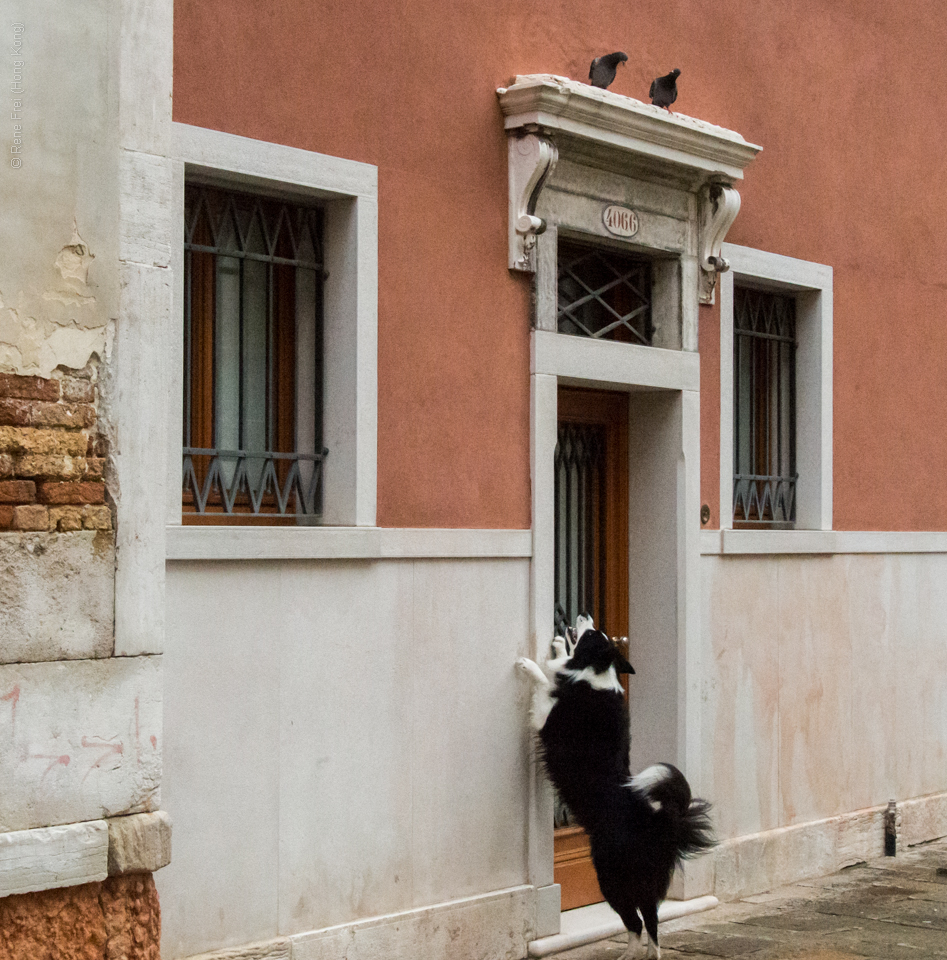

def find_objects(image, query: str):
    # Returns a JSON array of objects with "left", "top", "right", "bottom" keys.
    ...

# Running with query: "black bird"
[
  {"left": 649, "top": 68, "right": 681, "bottom": 110},
  {"left": 589, "top": 52, "right": 628, "bottom": 89}
]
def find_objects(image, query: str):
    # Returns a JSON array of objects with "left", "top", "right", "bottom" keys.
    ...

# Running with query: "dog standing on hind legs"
[{"left": 517, "top": 615, "right": 715, "bottom": 959}]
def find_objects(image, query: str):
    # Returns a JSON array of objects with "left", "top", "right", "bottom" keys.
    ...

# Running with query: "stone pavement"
[{"left": 544, "top": 837, "right": 947, "bottom": 959}]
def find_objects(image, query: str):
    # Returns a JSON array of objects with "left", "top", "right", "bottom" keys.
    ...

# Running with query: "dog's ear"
[
  {"left": 613, "top": 637, "right": 635, "bottom": 674},
  {"left": 613, "top": 652, "right": 635, "bottom": 675}
]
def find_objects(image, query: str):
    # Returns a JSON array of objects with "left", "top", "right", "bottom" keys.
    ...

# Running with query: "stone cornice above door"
[
  {"left": 497, "top": 74, "right": 760, "bottom": 186},
  {"left": 497, "top": 74, "right": 761, "bottom": 302}
]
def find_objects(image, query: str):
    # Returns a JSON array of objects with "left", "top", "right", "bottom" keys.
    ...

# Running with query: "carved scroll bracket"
[
  {"left": 698, "top": 181, "right": 741, "bottom": 304},
  {"left": 508, "top": 133, "right": 558, "bottom": 272}
]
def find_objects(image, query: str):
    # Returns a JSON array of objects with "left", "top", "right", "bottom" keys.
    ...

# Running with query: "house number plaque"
[{"left": 602, "top": 205, "right": 639, "bottom": 238}]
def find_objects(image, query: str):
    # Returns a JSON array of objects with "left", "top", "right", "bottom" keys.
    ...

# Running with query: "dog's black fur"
[
  {"left": 520, "top": 620, "right": 715, "bottom": 958},
  {"left": 539, "top": 628, "right": 633, "bottom": 828}
]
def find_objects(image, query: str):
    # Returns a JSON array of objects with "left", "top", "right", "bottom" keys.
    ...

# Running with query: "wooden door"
[{"left": 553, "top": 387, "right": 629, "bottom": 911}]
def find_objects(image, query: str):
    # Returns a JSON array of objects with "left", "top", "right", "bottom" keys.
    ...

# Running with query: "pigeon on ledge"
[
  {"left": 589, "top": 52, "right": 628, "bottom": 89},
  {"left": 649, "top": 68, "right": 681, "bottom": 110}
]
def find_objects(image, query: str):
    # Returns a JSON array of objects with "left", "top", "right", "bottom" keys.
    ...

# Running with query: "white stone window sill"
[
  {"left": 702, "top": 529, "right": 947, "bottom": 555},
  {"left": 165, "top": 525, "right": 533, "bottom": 561}
]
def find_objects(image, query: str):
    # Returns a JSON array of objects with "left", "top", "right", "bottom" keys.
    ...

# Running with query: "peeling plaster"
[
  {"left": 0, "top": 225, "right": 107, "bottom": 379},
  {"left": 55, "top": 228, "right": 96, "bottom": 285},
  {"left": 39, "top": 327, "right": 107, "bottom": 378},
  {"left": 0, "top": 344, "right": 24, "bottom": 370},
  {"left": 43, "top": 290, "right": 97, "bottom": 308}
]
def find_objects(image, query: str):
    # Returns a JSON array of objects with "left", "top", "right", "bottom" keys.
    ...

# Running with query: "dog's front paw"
[
  {"left": 551, "top": 636, "right": 568, "bottom": 660},
  {"left": 516, "top": 657, "right": 548, "bottom": 686}
]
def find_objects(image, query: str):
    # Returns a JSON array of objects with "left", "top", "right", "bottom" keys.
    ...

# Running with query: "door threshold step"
[{"left": 527, "top": 895, "right": 719, "bottom": 957}]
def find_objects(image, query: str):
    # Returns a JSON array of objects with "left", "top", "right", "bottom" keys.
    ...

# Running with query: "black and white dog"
[{"left": 517, "top": 615, "right": 714, "bottom": 960}]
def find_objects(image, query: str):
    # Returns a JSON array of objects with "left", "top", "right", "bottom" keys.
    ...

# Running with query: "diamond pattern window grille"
[
  {"left": 184, "top": 184, "right": 325, "bottom": 269},
  {"left": 557, "top": 239, "right": 653, "bottom": 345},
  {"left": 733, "top": 286, "right": 797, "bottom": 526},
  {"left": 183, "top": 183, "right": 327, "bottom": 520}
]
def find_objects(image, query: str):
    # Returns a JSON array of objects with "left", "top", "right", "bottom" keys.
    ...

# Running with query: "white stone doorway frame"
[
  {"left": 497, "top": 74, "right": 762, "bottom": 936},
  {"left": 528, "top": 326, "right": 703, "bottom": 934}
]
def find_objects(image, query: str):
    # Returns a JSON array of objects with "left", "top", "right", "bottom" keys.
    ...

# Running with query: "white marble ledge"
[
  {"left": 292, "top": 885, "right": 533, "bottom": 960},
  {"left": 528, "top": 896, "right": 719, "bottom": 957},
  {"left": 702, "top": 529, "right": 947, "bottom": 555},
  {"left": 497, "top": 74, "right": 761, "bottom": 182},
  {"left": 0, "top": 821, "right": 108, "bottom": 898},
  {"left": 166, "top": 525, "right": 533, "bottom": 561},
  {"left": 177, "top": 887, "right": 534, "bottom": 960}
]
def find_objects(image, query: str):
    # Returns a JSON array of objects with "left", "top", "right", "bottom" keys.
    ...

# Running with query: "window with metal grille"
[
  {"left": 557, "top": 238, "right": 653, "bottom": 345},
  {"left": 554, "top": 421, "right": 607, "bottom": 635},
  {"left": 733, "top": 286, "right": 797, "bottom": 526},
  {"left": 183, "top": 183, "right": 326, "bottom": 521}
]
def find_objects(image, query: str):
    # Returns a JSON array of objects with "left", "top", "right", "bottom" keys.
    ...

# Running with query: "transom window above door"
[
  {"left": 182, "top": 183, "right": 326, "bottom": 523},
  {"left": 557, "top": 239, "right": 653, "bottom": 346}
]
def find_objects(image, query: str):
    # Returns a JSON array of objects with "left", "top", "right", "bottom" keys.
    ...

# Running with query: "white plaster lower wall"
[
  {"left": 701, "top": 552, "right": 947, "bottom": 843},
  {"left": 159, "top": 557, "right": 532, "bottom": 959}
]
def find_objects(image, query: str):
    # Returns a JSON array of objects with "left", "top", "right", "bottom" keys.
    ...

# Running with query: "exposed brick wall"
[
  {"left": 0, "top": 373, "right": 111, "bottom": 534},
  {"left": 0, "top": 874, "right": 160, "bottom": 960}
]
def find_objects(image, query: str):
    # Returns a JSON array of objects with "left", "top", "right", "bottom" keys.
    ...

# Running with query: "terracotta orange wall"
[
  {"left": 173, "top": 1, "right": 947, "bottom": 531},
  {"left": 699, "top": 301, "right": 721, "bottom": 529},
  {"left": 0, "top": 875, "right": 160, "bottom": 960}
]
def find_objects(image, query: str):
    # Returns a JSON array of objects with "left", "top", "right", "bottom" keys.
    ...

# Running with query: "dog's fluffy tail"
[
  {"left": 676, "top": 796, "right": 716, "bottom": 861},
  {"left": 630, "top": 763, "right": 717, "bottom": 864}
]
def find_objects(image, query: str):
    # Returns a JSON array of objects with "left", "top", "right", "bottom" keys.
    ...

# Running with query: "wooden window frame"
[
  {"left": 182, "top": 183, "right": 325, "bottom": 525},
  {"left": 732, "top": 285, "right": 797, "bottom": 528}
]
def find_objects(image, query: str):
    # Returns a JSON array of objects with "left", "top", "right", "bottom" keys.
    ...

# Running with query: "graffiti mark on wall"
[
  {"left": 28, "top": 753, "right": 71, "bottom": 778},
  {"left": 80, "top": 736, "right": 124, "bottom": 782},
  {"left": 2, "top": 685, "right": 20, "bottom": 740}
]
